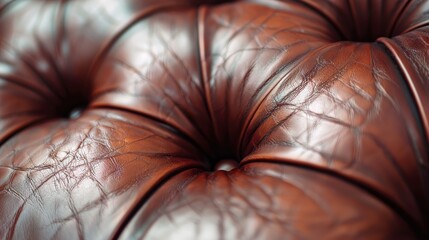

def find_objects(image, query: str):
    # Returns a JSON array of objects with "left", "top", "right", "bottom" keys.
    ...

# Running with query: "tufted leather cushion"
[{"left": 0, "top": 0, "right": 428, "bottom": 239}]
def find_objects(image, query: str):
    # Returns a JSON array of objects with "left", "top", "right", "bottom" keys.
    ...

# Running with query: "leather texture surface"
[{"left": 0, "top": 0, "right": 428, "bottom": 239}]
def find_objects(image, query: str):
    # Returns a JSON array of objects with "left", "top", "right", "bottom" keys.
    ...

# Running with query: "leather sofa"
[{"left": 0, "top": 0, "right": 428, "bottom": 239}]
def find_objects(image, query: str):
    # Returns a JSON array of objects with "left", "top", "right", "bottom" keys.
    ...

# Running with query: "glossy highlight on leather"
[{"left": 0, "top": 0, "right": 428, "bottom": 239}]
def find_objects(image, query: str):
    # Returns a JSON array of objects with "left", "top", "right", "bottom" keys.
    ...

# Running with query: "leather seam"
[
  {"left": 240, "top": 158, "right": 427, "bottom": 238},
  {"left": 85, "top": 3, "right": 197, "bottom": 84},
  {"left": 376, "top": 38, "right": 429, "bottom": 149},
  {"left": 136, "top": 168, "right": 203, "bottom": 240},
  {"left": 90, "top": 105, "right": 209, "bottom": 157},
  {"left": 112, "top": 164, "right": 204, "bottom": 239},
  {"left": 0, "top": 117, "right": 55, "bottom": 147}
]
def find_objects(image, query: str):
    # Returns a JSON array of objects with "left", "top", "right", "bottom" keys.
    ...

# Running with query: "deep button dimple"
[
  {"left": 68, "top": 106, "right": 84, "bottom": 119},
  {"left": 201, "top": 142, "right": 240, "bottom": 172},
  {"left": 301, "top": 0, "right": 412, "bottom": 43},
  {"left": 213, "top": 158, "right": 239, "bottom": 171},
  {"left": 55, "top": 97, "right": 89, "bottom": 120}
]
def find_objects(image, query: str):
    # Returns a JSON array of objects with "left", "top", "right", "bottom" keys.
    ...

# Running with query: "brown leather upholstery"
[{"left": 0, "top": 0, "right": 428, "bottom": 239}]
